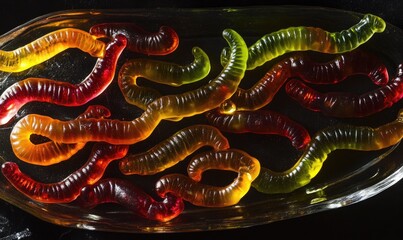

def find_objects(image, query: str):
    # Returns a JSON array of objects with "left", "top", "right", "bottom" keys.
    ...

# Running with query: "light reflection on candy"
[{"left": 0, "top": 28, "right": 106, "bottom": 73}]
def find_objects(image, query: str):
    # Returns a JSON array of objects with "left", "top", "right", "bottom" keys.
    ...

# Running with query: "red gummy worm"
[
  {"left": 90, "top": 23, "right": 179, "bottom": 55},
  {"left": 205, "top": 109, "right": 311, "bottom": 150},
  {"left": 76, "top": 178, "right": 184, "bottom": 222},
  {"left": 285, "top": 64, "right": 403, "bottom": 118},
  {"left": 219, "top": 50, "right": 389, "bottom": 113},
  {"left": 1, "top": 143, "right": 129, "bottom": 203},
  {"left": 0, "top": 35, "right": 127, "bottom": 125}
]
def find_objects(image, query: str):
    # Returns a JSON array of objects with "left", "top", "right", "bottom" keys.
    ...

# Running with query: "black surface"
[{"left": 0, "top": 1, "right": 402, "bottom": 239}]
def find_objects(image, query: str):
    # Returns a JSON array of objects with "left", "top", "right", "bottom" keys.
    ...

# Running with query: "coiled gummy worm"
[
  {"left": 0, "top": 28, "right": 106, "bottom": 72},
  {"left": 0, "top": 35, "right": 126, "bottom": 125},
  {"left": 285, "top": 64, "right": 403, "bottom": 118},
  {"left": 1, "top": 143, "right": 129, "bottom": 203},
  {"left": 252, "top": 108, "right": 403, "bottom": 194},
  {"left": 76, "top": 178, "right": 184, "bottom": 222},
  {"left": 155, "top": 149, "right": 260, "bottom": 207},
  {"left": 89, "top": 23, "right": 179, "bottom": 55},
  {"left": 10, "top": 28, "right": 247, "bottom": 164},
  {"left": 220, "top": 14, "right": 386, "bottom": 70},
  {"left": 219, "top": 50, "right": 389, "bottom": 113},
  {"left": 119, "top": 124, "right": 229, "bottom": 175},
  {"left": 118, "top": 46, "right": 211, "bottom": 110},
  {"left": 205, "top": 109, "right": 311, "bottom": 150},
  {"left": 13, "top": 105, "right": 111, "bottom": 166}
]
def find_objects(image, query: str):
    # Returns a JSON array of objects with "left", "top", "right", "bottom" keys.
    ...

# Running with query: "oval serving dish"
[{"left": 0, "top": 6, "right": 402, "bottom": 233}]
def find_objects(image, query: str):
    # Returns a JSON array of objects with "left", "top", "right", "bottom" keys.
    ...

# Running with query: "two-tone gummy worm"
[
  {"left": 0, "top": 28, "right": 106, "bottom": 73},
  {"left": 220, "top": 14, "right": 386, "bottom": 70},
  {"left": 119, "top": 125, "right": 229, "bottom": 175},
  {"left": 10, "top": 28, "right": 248, "bottom": 164},
  {"left": 219, "top": 50, "right": 389, "bottom": 113},
  {"left": 118, "top": 47, "right": 210, "bottom": 110},
  {"left": 155, "top": 149, "right": 260, "bottom": 207},
  {"left": 0, "top": 35, "right": 126, "bottom": 125},
  {"left": 252, "top": 108, "right": 403, "bottom": 194},
  {"left": 1, "top": 143, "right": 129, "bottom": 203}
]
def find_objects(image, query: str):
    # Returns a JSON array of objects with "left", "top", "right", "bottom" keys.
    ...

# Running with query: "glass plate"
[{"left": 0, "top": 6, "right": 402, "bottom": 233}]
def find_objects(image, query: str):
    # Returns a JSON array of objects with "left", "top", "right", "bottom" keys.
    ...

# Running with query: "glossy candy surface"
[{"left": 0, "top": 7, "right": 402, "bottom": 233}]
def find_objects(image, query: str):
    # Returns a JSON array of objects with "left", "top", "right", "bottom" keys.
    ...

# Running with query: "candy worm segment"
[
  {"left": 1, "top": 143, "right": 129, "bottom": 203},
  {"left": 119, "top": 124, "right": 229, "bottom": 175},
  {"left": 205, "top": 109, "right": 311, "bottom": 150},
  {"left": 221, "top": 14, "right": 386, "bottom": 70},
  {"left": 90, "top": 23, "right": 179, "bottom": 55},
  {"left": 155, "top": 149, "right": 260, "bottom": 207},
  {"left": 285, "top": 64, "right": 403, "bottom": 118},
  {"left": 10, "top": 28, "right": 247, "bottom": 160},
  {"left": 118, "top": 47, "right": 211, "bottom": 110},
  {"left": 219, "top": 50, "right": 389, "bottom": 113},
  {"left": 76, "top": 178, "right": 184, "bottom": 222},
  {"left": 0, "top": 35, "right": 126, "bottom": 125},
  {"left": 12, "top": 105, "right": 111, "bottom": 166},
  {"left": 252, "top": 109, "right": 403, "bottom": 194},
  {"left": 0, "top": 28, "right": 106, "bottom": 72}
]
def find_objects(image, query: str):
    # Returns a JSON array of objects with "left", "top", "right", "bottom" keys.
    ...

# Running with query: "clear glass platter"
[{"left": 0, "top": 6, "right": 402, "bottom": 233}]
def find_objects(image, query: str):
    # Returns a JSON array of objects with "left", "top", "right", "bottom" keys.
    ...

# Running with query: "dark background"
[{"left": 0, "top": 1, "right": 402, "bottom": 239}]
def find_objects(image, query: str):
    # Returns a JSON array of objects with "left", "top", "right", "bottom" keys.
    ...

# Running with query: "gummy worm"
[
  {"left": 90, "top": 23, "right": 179, "bottom": 55},
  {"left": 10, "top": 29, "right": 247, "bottom": 158},
  {"left": 1, "top": 143, "right": 129, "bottom": 203},
  {"left": 205, "top": 109, "right": 311, "bottom": 150},
  {"left": 76, "top": 178, "right": 184, "bottom": 222},
  {"left": 219, "top": 50, "right": 389, "bottom": 113},
  {"left": 0, "top": 35, "right": 126, "bottom": 125},
  {"left": 285, "top": 64, "right": 403, "bottom": 118},
  {"left": 118, "top": 46, "right": 211, "bottom": 110},
  {"left": 220, "top": 14, "right": 386, "bottom": 70},
  {"left": 0, "top": 28, "right": 106, "bottom": 73},
  {"left": 12, "top": 105, "right": 111, "bottom": 166},
  {"left": 119, "top": 124, "right": 229, "bottom": 175},
  {"left": 156, "top": 149, "right": 260, "bottom": 207},
  {"left": 252, "top": 108, "right": 403, "bottom": 194}
]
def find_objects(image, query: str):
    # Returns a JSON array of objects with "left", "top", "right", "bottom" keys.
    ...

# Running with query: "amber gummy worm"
[
  {"left": 1, "top": 143, "right": 129, "bottom": 203},
  {"left": 13, "top": 105, "right": 111, "bottom": 166},
  {"left": 219, "top": 50, "right": 389, "bottom": 113},
  {"left": 220, "top": 14, "right": 386, "bottom": 70},
  {"left": 10, "top": 28, "right": 248, "bottom": 163},
  {"left": 76, "top": 178, "right": 184, "bottom": 222},
  {"left": 89, "top": 23, "right": 179, "bottom": 55},
  {"left": 252, "top": 108, "right": 403, "bottom": 194},
  {"left": 0, "top": 35, "right": 126, "bottom": 125},
  {"left": 0, "top": 28, "right": 106, "bottom": 72},
  {"left": 156, "top": 149, "right": 260, "bottom": 207},
  {"left": 119, "top": 124, "right": 229, "bottom": 175},
  {"left": 285, "top": 64, "right": 403, "bottom": 118}
]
